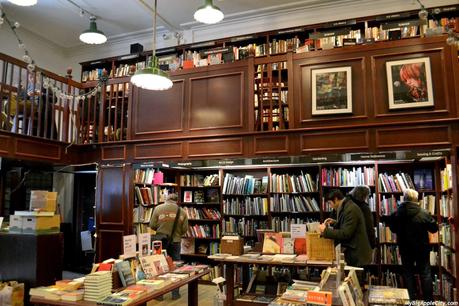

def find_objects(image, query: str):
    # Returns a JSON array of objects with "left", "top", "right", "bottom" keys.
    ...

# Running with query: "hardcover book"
[
  {"left": 115, "top": 261, "right": 135, "bottom": 288},
  {"left": 262, "top": 232, "right": 283, "bottom": 254},
  {"left": 183, "top": 191, "right": 193, "bottom": 203}
]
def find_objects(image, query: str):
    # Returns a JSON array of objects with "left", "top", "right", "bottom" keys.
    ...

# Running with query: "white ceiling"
[{"left": 1, "top": 0, "right": 357, "bottom": 48}]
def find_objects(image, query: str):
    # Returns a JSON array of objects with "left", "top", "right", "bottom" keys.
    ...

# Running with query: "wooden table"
[
  {"left": 30, "top": 269, "right": 210, "bottom": 306},
  {"left": 213, "top": 257, "right": 331, "bottom": 306}
]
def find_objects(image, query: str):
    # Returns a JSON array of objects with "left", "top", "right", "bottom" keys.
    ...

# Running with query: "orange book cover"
[
  {"left": 307, "top": 291, "right": 332, "bottom": 305},
  {"left": 294, "top": 238, "right": 307, "bottom": 255}
]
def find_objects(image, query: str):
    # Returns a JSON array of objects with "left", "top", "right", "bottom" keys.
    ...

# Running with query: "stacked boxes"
[{"left": 9, "top": 190, "right": 60, "bottom": 234}]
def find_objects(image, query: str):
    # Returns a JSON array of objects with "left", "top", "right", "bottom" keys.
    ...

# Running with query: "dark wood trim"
[
  {"left": 187, "top": 137, "right": 244, "bottom": 158},
  {"left": 101, "top": 145, "right": 127, "bottom": 161},
  {"left": 134, "top": 142, "right": 183, "bottom": 160}
]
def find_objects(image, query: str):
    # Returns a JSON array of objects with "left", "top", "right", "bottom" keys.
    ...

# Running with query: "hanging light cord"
[
  {"left": 153, "top": 0, "right": 157, "bottom": 58},
  {"left": 65, "top": 0, "right": 99, "bottom": 20}
]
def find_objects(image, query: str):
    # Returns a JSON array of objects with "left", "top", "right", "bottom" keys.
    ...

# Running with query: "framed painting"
[
  {"left": 386, "top": 57, "right": 434, "bottom": 109},
  {"left": 312, "top": 67, "right": 352, "bottom": 115}
]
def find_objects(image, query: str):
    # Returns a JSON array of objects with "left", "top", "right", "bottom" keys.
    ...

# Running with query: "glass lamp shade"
[
  {"left": 8, "top": 0, "right": 37, "bottom": 6},
  {"left": 79, "top": 19, "right": 107, "bottom": 45},
  {"left": 194, "top": 0, "right": 224, "bottom": 24},
  {"left": 131, "top": 66, "right": 173, "bottom": 91}
]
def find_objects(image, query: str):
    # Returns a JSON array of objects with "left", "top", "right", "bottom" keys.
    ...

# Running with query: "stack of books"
[{"left": 83, "top": 271, "right": 112, "bottom": 302}]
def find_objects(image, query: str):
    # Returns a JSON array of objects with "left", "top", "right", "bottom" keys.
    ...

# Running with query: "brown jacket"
[{"left": 149, "top": 200, "right": 188, "bottom": 243}]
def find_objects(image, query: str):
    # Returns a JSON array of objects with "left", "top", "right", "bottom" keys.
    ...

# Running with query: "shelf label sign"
[
  {"left": 252, "top": 157, "right": 291, "bottom": 165},
  {"left": 277, "top": 27, "right": 305, "bottom": 35},
  {"left": 381, "top": 19, "right": 420, "bottom": 30},
  {"left": 299, "top": 154, "right": 343, "bottom": 163},
  {"left": 123, "top": 235, "right": 137, "bottom": 259},
  {"left": 206, "top": 159, "right": 246, "bottom": 167},
  {"left": 291, "top": 224, "right": 307, "bottom": 239},
  {"left": 350, "top": 153, "right": 396, "bottom": 161},
  {"left": 376, "top": 12, "right": 410, "bottom": 21},
  {"left": 309, "top": 28, "right": 352, "bottom": 39},
  {"left": 174, "top": 160, "right": 205, "bottom": 168},
  {"left": 406, "top": 150, "right": 450, "bottom": 159},
  {"left": 325, "top": 19, "right": 356, "bottom": 28}
]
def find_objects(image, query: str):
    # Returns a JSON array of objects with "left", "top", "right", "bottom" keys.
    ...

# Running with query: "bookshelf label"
[
  {"left": 189, "top": 41, "right": 216, "bottom": 48},
  {"left": 434, "top": 6, "right": 458, "bottom": 13},
  {"left": 406, "top": 150, "right": 449, "bottom": 159},
  {"left": 325, "top": 19, "right": 356, "bottom": 28},
  {"left": 230, "top": 35, "right": 256, "bottom": 42},
  {"left": 309, "top": 28, "right": 352, "bottom": 39},
  {"left": 252, "top": 157, "right": 291, "bottom": 165},
  {"left": 175, "top": 160, "right": 205, "bottom": 168},
  {"left": 207, "top": 159, "right": 245, "bottom": 167},
  {"left": 276, "top": 27, "right": 305, "bottom": 34},
  {"left": 381, "top": 19, "right": 420, "bottom": 30},
  {"left": 376, "top": 12, "right": 410, "bottom": 21},
  {"left": 351, "top": 153, "right": 396, "bottom": 161},
  {"left": 299, "top": 154, "right": 342, "bottom": 163},
  {"left": 201, "top": 47, "right": 232, "bottom": 56}
]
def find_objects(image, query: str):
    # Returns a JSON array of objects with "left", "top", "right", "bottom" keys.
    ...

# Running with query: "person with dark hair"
[
  {"left": 380, "top": 188, "right": 438, "bottom": 301},
  {"left": 319, "top": 189, "right": 372, "bottom": 267},
  {"left": 348, "top": 185, "right": 376, "bottom": 249}
]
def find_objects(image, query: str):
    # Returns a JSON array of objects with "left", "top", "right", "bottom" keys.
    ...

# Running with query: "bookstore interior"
[{"left": 0, "top": 0, "right": 459, "bottom": 305}]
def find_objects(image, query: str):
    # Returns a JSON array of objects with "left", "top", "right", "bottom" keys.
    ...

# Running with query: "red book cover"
[
  {"left": 153, "top": 171, "right": 164, "bottom": 185},
  {"left": 97, "top": 263, "right": 113, "bottom": 271},
  {"left": 294, "top": 238, "right": 307, "bottom": 255}
]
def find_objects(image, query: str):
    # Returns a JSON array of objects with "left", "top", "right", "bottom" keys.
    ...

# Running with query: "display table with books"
[{"left": 30, "top": 268, "right": 210, "bottom": 306}]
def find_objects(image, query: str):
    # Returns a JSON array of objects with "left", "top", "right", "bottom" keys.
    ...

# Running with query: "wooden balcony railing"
[{"left": 0, "top": 53, "right": 130, "bottom": 144}]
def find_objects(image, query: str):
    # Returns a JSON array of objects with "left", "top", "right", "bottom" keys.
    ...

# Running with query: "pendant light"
[
  {"left": 131, "top": 0, "right": 172, "bottom": 91},
  {"left": 194, "top": 0, "right": 224, "bottom": 24},
  {"left": 8, "top": 0, "right": 37, "bottom": 6},
  {"left": 79, "top": 16, "right": 107, "bottom": 45}
]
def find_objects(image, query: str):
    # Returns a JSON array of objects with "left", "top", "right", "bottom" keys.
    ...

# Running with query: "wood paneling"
[
  {"left": 297, "top": 57, "right": 368, "bottom": 124},
  {"left": 134, "top": 142, "right": 183, "bottom": 160},
  {"left": 101, "top": 145, "right": 126, "bottom": 161},
  {"left": 15, "top": 139, "right": 61, "bottom": 160},
  {"left": 0, "top": 135, "right": 10, "bottom": 153},
  {"left": 188, "top": 138, "right": 243, "bottom": 158},
  {"left": 254, "top": 135, "right": 289, "bottom": 154},
  {"left": 189, "top": 72, "right": 244, "bottom": 131},
  {"left": 98, "top": 166, "right": 128, "bottom": 225},
  {"left": 301, "top": 130, "right": 369, "bottom": 152},
  {"left": 133, "top": 80, "right": 185, "bottom": 136},
  {"left": 376, "top": 125, "right": 451, "bottom": 149},
  {"left": 97, "top": 229, "right": 124, "bottom": 263},
  {"left": 371, "top": 48, "right": 450, "bottom": 118}
]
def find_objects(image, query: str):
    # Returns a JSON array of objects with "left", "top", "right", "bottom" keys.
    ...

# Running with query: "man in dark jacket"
[
  {"left": 319, "top": 189, "right": 372, "bottom": 267},
  {"left": 381, "top": 188, "right": 438, "bottom": 301},
  {"left": 348, "top": 185, "right": 376, "bottom": 249}
]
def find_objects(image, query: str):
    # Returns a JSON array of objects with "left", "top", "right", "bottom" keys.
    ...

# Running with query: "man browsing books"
[
  {"left": 150, "top": 192, "right": 188, "bottom": 300},
  {"left": 380, "top": 188, "right": 438, "bottom": 301},
  {"left": 319, "top": 189, "right": 372, "bottom": 267}
]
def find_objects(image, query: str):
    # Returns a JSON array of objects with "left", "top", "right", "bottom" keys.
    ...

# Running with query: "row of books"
[
  {"left": 260, "top": 108, "right": 289, "bottom": 123},
  {"left": 377, "top": 223, "right": 396, "bottom": 243},
  {"left": 223, "top": 197, "right": 269, "bottom": 216},
  {"left": 379, "top": 195, "right": 402, "bottom": 216},
  {"left": 271, "top": 217, "right": 319, "bottom": 233},
  {"left": 440, "top": 223, "right": 455, "bottom": 249},
  {"left": 134, "top": 169, "right": 164, "bottom": 185},
  {"left": 222, "top": 174, "right": 269, "bottom": 194},
  {"left": 441, "top": 164, "right": 453, "bottom": 191},
  {"left": 134, "top": 186, "right": 163, "bottom": 206},
  {"left": 179, "top": 174, "right": 219, "bottom": 187},
  {"left": 134, "top": 223, "right": 153, "bottom": 235},
  {"left": 185, "top": 224, "right": 220, "bottom": 239},
  {"left": 270, "top": 195, "right": 320, "bottom": 213},
  {"left": 440, "top": 245, "right": 456, "bottom": 277},
  {"left": 183, "top": 207, "right": 221, "bottom": 220},
  {"left": 222, "top": 217, "right": 269, "bottom": 237},
  {"left": 420, "top": 194, "right": 436, "bottom": 215},
  {"left": 442, "top": 274, "right": 457, "bottom": 302},
  {"left": 321, "top": 167, "right": 375, "bottom": 187},
  {"left": 378, "top": 172, "right": 415, "bottom": 193},
  {"left": 254, "top": 90, "right": 288, "bottom": 108},
  {"left": 316, "top": 29, "right": 362, "bottom": 50},
  {"left": 200, "top": 265, "right": 223, "bottom": 282},
  {"left": 81, "top": 68, "right": 106, "bottom": 82},
  {"left": 133, "top": 206, "right": 153, "bottom": 224},
  {"left": 440, "top": 194, "right": 454, "bottom": 218},
  {"left": 182, "top": 189, "right": 220, "bottom": 204},
  {"left": 270, "top": 173, "right": 318, "bottom": 193},
  {"left": 380, "top": 245, "right": 402, "bottom": 265}
]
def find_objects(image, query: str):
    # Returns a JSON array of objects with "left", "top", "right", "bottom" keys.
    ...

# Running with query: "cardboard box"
[
  {"left": 221, "top": 236, "right": 244, "bottom": 255},
  {"left": 9, "top": 215, "right": 23, "bottom": 233},
  {"left": 22, "top": 215, "right": 60, "bottom": 234},
  {"left": 30, "top": 191, "right": 57, "bottom": 212}
]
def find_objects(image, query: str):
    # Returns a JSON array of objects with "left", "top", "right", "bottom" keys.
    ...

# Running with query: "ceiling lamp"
[
  {"left": 8, "top": 0, "right": 37, "bottom": 6},
  {"left": 131, "top": 0, "right": 172, "bottom": 91},
  {"left": 79, "top": 16, "right": 107, "bottom": 45},
  {"left": 194, "top": 0, "right": 224, "bottom": 24}
]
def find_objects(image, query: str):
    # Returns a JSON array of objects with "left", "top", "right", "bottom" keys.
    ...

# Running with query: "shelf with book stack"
[
  {"left": 254, "top": 60, "right": 290, "bottom": 132},
  {"left": 132, "top": 166, "right": 176, "bottom": 235},
  {"left": 222, "top": 169, "right": 270, "bottom": 243}
]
